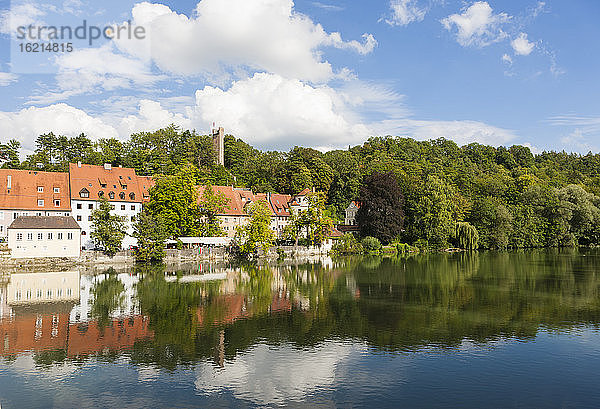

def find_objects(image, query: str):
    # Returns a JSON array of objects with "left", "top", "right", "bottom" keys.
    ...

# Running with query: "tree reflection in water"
[{"left": 4, "top": 249, "right": 600, "bottom": 368}]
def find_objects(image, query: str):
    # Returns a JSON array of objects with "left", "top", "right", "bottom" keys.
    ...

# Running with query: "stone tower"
[{"left": 211, "top": 126, "right": 225, "bottom": 166}]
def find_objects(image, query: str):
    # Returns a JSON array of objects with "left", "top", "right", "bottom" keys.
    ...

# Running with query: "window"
[
  {"left": 76, "top": 215, "right": 82, "bottom": 221},
  {"left": 129, "top": 193, "right": 135, "bottom": 201},
  {"left": 131, "top": 204, "right": 136, "bottom": 210},
  {"left": 54, "top": 200, "right": 60, "bottom": 207},
  {"left": 79, "top": 188, "right": 89, "bottom": 198},
  {"left": 27, "top": 233, "right": 33, "bottom": 241},
  {"left": 88, "top": 204, "right": 93, "bottom": 210},
  {"left": 54, "top": 187, "right": 60, "bottom": 193},
  {"left": 16, "top": 233, "right": 22, "bottom": 241},
  {"left": 37, "top": 186, "right": 43, "bottom": 193},
  {"left": 37, "top": 199, "right": 44, "bottom": 207},
  {"left": 88, "top": 216, "right": 92, "bottom": 221},
  {"left": 131, "top": 216, "right": 135, "bottom": 222},
  {"left": 110, "top": 205, "right": 115, "bottom": 210},
  {"left": 13, "top": 212, "right": 17, "bottom": 219},
  {"left": 98, "top": 191, "right": 104, "bottom": 197},
  {"left": 119, "top": 192, "right": 125, "bottom": 200},
  {"left": 77, "top": 203, "right": 82, "bottom": 209},
  {"left": 109, "top": 191, "right": 115, "bottom": 199},
  {"left": 121, "top": 205, "right": 126, "bottom": 210},
  {"left": 37, "top": 233, "right": 43, "bottom": 240},
  {"left": 80, "top": 231, "right": 85, "bottom": 236},
  {"left": 57, "top": 233, "right": 63, "bottom": 240},
  {"left": 47, "top": 232, "right": 53, "bottom": 240},
  {"left": 67, "top": 232, "right": 73, "bottom": 240}
]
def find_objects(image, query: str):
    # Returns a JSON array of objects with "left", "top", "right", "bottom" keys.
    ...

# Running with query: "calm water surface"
[{"left": 1, "top": 250, "right": 600, "bottom": 408}]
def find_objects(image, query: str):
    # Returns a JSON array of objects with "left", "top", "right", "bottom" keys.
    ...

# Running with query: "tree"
[
  {"left": 198, "top": 185, "right": 230, "bottom": 236},
  {"left": 235, "top": 201, "right": 275, "bottom": 256},
  {"left": 90, "top": 269, "right": 125, "bottom": 329},
  {"left": 285, "top": 192, "right": 333, "bottom": 246},
  {"left": 90, "top": 197, "right": 127, "bottom": 256},
  {"left": 356, "top": 172, "right": 404, "bottom": 244},
  {"left": 0, "top": 139, "right": 21, "bottom": 168},
  {"left": 133, "top": 209, "right": 168, "bottom": 263},
  {"left": 147, "top": 165, "right": 201, "bottom": 238},
  {"left": 453, "top": 222, "right": 479, "bottom": 250}
]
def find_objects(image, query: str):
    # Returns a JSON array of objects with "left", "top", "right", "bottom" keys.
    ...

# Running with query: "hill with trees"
[{"left": 4, "top": 126, "right": 600, "bottom": 250}]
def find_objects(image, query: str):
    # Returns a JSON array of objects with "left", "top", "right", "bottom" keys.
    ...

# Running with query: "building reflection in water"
[
  {"left": 0, "top": 270, "right": 152, "bottom": 358},
  {"left": 0, "top": 257, "right": 341, "bottom": 364}
]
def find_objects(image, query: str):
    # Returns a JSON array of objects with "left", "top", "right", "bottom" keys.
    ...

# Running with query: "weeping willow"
[{"left": 455, "top": 222, "right": 479, "bottom": 250}]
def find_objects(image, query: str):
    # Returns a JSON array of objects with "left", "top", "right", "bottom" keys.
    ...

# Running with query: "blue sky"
[{"left": 0, "top": 0, "right": 598, "bottom": 154}]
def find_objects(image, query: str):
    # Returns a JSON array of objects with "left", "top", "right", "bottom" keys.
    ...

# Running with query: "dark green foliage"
[{"left": 356, "top": 172, "right": 404, "bottom": 245}]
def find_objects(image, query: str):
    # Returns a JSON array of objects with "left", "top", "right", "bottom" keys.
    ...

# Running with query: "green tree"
[
  {"left": 147, "top": 165, "right": 201, "bottom": 238},
  {"left": 133, "top": 209, "right": 168, "bottom": 263},
  {"left": 198, "top": 185, "right": 230, "bottom": 236},
  {"left": 235, "top": 201, "right": 275, "bottom": 256},
  {"left": 453, "top": 222, "right": 479, "bottom": 250},
  {"left": 90, "top": 197, "right": 127, "bottom": 256}
]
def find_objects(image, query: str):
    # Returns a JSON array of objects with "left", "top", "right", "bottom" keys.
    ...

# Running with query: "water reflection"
[{"left": 1, "top": 249, "right": 600, "bottom": 407}]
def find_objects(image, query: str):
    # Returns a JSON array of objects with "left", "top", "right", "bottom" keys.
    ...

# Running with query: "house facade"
[
  {"left": 0, "top": 169, "right": 72, "bottom": 240},
  {"left": 69, "top": 162, "right": 150, "bottom": 249},
  {"left": 345, "top": 201, "right": 360, "bottom": 225},
  {"left": 197, "top": 186, "right": 302, "bottom": 238},
  {"left": 8, "top": 216, "right": 81, "bottom": 259}
]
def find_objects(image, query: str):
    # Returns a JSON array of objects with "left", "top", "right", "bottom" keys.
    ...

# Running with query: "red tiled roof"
[
  {"left": 297, "top": 188, "right": 311, "bottom": 196},
  {"left": 0, "top": 169, "right": 71, "bottom": 211},
  {"left": 69, "top": 163, "right": 144, "bottom": 203},
  {"left": 197, "top": 186, "right": 292, "bottom": 217}
]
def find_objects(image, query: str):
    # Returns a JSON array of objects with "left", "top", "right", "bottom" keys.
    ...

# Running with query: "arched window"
[
  {"left": 109, "top": 191, "right": 115, "bottom": 199},
  {"left": 119, "top": 192, "right": 125, "bottom": 200},
  {"left": 98, "top": 191, "right": 104, "bottom": 197},
  {"left": 79, "top": 188, "right": 89, "bottom": 198},
  {"left": 129, "top": 192, "right": 135, "bottom": 200}
]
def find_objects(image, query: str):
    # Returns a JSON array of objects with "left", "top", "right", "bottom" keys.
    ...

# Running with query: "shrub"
[{"left": 361, "top": 236, "right": 382, "bottom": 253}]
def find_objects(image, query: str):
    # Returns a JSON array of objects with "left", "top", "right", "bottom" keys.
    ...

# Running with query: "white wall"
[
  {"left": 71, "top": 199, "right": 141, "bottom": 249},
  {"left": 8, "top": 228, "right": 81, "bottom": 259},
  {"left": 0, "top": 209, "right": 71, "bottom": 239}
]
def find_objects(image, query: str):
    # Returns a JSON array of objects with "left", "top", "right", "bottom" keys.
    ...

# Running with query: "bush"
[
  {"left": 332, "top": 233, "right": 363, "bottom": 255},
  {"left": 361, "top": 236, "right": 382, "bottom": 253}
]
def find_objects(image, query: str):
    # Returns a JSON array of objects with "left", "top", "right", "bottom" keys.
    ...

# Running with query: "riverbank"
[{"left": 0, "top": 245, "right": 333, "bottom": 270}]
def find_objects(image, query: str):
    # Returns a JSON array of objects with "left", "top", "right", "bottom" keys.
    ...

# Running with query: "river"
[{"left": 1, "top": 249, "right": 600, "bottom": 408}]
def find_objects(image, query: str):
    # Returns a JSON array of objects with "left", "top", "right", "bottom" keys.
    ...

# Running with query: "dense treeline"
[{"left": 4, "top": 125, "right": 600, "bottom": 249}]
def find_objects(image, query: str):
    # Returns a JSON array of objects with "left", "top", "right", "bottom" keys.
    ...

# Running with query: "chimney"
[
  {"left": 104, "top": 163, "right": 112, "bottom": 170},
  {"left": 77, "top": 161, "right": 82, "bottom": 168}
]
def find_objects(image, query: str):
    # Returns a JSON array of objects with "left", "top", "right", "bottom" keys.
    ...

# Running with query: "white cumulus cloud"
[
  {"left": 0, "top": 104, "right": 118, "bottom": 151},
  {"left": 511, "top": 32, "right": 535, "bottom": 56},
  {"left": 441, "top": 1, "right": 510, "bottom": 47},
  {"left": 190, "top": 72, "right": 370, "bottom": 148},
  {"left": 387, "top": 0, "right": 427, "bottom": 26},
  {"left": 112, "top": 0, "right": 375, "bottom": 83}
]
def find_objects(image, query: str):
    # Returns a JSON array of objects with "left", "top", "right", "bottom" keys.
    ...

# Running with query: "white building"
[
  {"left": 0, "top": 169, "right": 72, "bottom": 240},
  {"left": 8, "top": 216, "right": 81, "bottom": 259},
  {"left": 344, "top": 201, "right": 360, "bottom": 226},
  {"left": 69, "top": 162, "right": 152, "bottom": 250}
]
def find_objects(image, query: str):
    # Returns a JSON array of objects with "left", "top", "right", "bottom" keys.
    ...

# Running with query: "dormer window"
[
  {"left": 54, "top": 187, "right": 60, "bottom": 193},
  {"left": 109, "top": 191, "right": 115, "bottom": 199},
  {"left": 37, "top": 186, "right": 43, "bottom": 193},
  {"left": 98, "top": 191, "right": 104, "bottom": 197},
  {"left": 79, "top": 188, "right": 90, "bottom": 198},
  {"left": 129, "top": 192, "right": 135, "bottom": 200},
  {"left": 119, "top": 192, "right": 125, "bottom": 200},
  {"left": 100, "top": 183, "right": 107, "bottom": 188},
  {"left": 37, "top": 199, "right": 44, "bottom": 206}
]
